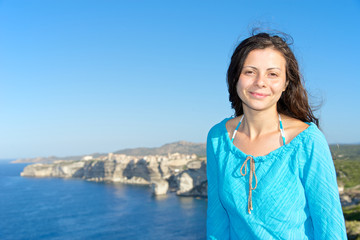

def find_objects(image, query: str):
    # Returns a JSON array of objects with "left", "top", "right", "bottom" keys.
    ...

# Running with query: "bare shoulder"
[
  {"left": 281, "top": 114, "right": 310, "bottom": 143},
  {"left": 225, "top": 116, "right": 242, "bottom": 135}
]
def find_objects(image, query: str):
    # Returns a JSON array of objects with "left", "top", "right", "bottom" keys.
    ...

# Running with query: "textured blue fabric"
[{"left": 206, "top": 118, "right": 347, "bottom": 240}]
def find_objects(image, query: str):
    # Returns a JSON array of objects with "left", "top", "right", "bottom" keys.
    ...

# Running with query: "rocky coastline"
[{"left": 21, "top": 152, "right": 207, "bottom": 197}]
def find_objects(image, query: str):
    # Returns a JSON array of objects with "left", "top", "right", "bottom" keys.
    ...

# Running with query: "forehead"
[{"left": 243, "top": 48, "right": 286, "bottom": 68}]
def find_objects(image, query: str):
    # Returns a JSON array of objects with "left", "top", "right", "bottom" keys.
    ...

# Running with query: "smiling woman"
[
  {"left": 206, "top": 31, "right": 347, "bottom": 239},
  {"left": 236, "top": 48, "right": 287, "bottom": 113}
]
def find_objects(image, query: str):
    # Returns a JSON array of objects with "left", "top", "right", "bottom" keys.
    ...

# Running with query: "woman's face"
[{"left": 236, "top": 47, "right": 287, "bottom": 113}]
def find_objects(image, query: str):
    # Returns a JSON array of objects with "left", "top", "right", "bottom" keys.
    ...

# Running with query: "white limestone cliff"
[{"left": 20, "top": 153, "right": 208, "bottom": 197}]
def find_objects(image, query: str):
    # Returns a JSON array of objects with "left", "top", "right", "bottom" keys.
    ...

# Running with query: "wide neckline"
[{"left": 221, "top": 117, "right": 315, "bottom": 162}]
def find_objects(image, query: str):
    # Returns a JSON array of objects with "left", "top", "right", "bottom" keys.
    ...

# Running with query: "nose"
[{"left": 254, "top": 74, "right": 266, "bottom": 87}]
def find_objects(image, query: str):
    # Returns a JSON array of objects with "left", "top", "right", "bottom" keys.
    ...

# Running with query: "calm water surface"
[{"left": 0, "top": 160, "right": 207, "bottom": 240}]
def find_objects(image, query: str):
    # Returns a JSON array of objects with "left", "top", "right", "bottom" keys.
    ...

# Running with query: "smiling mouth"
[{"left": 250, "top": 92, "right": 269, "bottom": 98}]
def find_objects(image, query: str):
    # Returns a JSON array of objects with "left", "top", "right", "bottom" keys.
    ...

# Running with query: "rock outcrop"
[
  {"left": 176, "top": 161, "right": 207, "bottom": 197},
  {"left": 340, "top": 185, "right": 360, "bottom": 207},
  {"left": 21, "top": 153, "right": 208, "bottom": 197},
  {"left": 151, "top": 179, "right": 169, "bottom": 195}
]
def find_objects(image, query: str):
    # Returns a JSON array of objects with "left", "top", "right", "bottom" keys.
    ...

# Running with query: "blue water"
[{"left": 0, "top": 160, "right": 207, "bottom": 240}]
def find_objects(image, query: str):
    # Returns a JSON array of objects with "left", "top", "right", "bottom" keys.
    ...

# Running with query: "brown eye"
[
  {"left": 269, "top": 72, "right": 278, "bottom": 77},
  {"left": 244, "top": 70, "right": 254, "bottom": 75}
]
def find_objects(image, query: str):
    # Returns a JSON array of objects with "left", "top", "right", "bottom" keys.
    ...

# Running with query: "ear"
[{"left": 283, "top": 81, "right": 289, "bottom": 92}]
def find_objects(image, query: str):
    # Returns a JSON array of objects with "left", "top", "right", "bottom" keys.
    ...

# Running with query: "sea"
[{"left": 0, "top": 160, "right": 207, "bottom": 240}]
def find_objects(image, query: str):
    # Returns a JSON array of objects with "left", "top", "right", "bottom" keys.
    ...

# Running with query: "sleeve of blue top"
[
  {"left": 299, "top": 130, "right": 347, "bottom": 239},
  {"left": 206, "top": 131, "right": 230, "bottom": 240}
]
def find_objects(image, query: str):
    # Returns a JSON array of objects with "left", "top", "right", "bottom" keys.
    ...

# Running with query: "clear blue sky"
[{"left": 1, "top": 0, "right": 359, "bottom": 159}]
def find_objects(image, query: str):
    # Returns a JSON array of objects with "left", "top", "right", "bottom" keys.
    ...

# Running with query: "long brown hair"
[{"left": 227, "top": 31, "right": 319, "bottom": 126}]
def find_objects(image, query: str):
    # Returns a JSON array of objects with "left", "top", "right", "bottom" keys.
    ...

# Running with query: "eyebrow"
[{"left": 243, "top": 66, "right": 282, "bottom": 71}]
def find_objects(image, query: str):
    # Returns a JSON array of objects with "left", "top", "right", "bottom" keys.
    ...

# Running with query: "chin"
[{"left": 242, "top": 102, "right": 277, "bottom": 112}]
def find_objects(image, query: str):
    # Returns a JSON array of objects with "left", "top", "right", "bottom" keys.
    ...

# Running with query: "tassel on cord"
[{"left": 240, "top": 156, "right": 258, "bottom": 214}]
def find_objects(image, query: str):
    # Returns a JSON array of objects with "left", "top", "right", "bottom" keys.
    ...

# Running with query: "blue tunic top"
[{"left": 206, "top": 118, "right": 347, "bottom": 240}]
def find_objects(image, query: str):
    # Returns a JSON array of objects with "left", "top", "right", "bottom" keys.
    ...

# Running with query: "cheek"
[
  {"left": 272, "top": 79, "right": 287, "bottom": 92},
  {"left": 236, "top": 80, "right": 248, "bottom": 101},
  {"left": 236, "top": 77, "right": 248, "bottom": 91},
  {"left": 236, "top": 80, "right": 244, "bottom": 96}
]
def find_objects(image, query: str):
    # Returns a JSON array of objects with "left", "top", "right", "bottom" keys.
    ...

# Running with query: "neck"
[{"left": 240, "top": 107, "right": 279, "bottom": 139}]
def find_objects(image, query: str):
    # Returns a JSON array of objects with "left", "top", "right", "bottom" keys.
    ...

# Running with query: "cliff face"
[
  {"left": 176, "top": 161, "right": 207, "bottom": 197},
  {"left": 21, "top": 161, "right": 86, "bottom": 178},
  {"left": 21, "top": 153, "right": 207, "bottom": 197}
]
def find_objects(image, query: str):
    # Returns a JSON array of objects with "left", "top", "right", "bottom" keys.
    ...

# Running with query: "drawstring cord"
[
  {"left": 231, "top": 114, "right": 285, "bottom": 214},
  {"left": 240, "top": 156, "right": 257, "bottom": 214}
]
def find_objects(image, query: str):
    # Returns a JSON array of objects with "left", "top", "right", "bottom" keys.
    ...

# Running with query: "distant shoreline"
[{"left": 0, "top": 159, "right": 16, "bottom": 163}]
